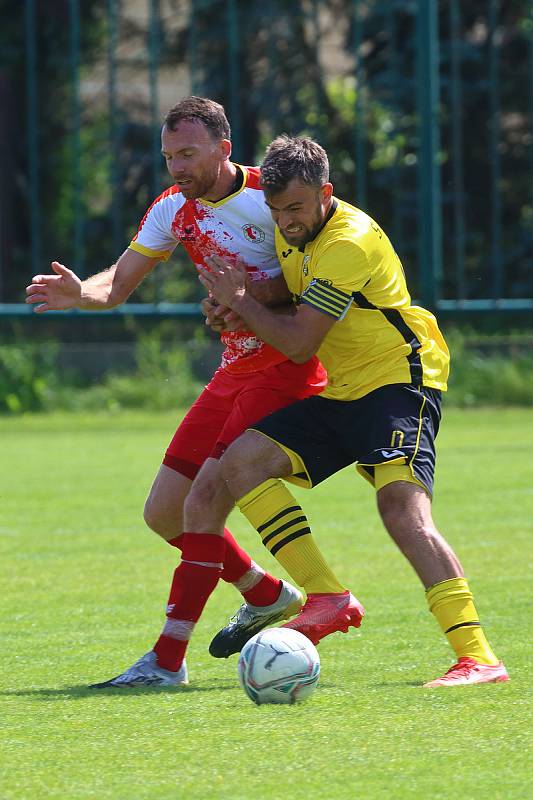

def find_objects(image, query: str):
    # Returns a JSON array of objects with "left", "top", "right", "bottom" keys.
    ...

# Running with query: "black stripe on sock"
[
  {"left": 257, "top": 506, "right": 301, "bottom": 534},
  {"left": 270, "top": 528, "right": 311, "bottom": 556},
  {"left": 262, "top": 517, "right": 307, "bottom": 547},
  {"left": 445, "top": 620, "right": 481, "bottom": 634}
]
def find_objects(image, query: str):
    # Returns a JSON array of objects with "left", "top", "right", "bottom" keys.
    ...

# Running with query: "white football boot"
[{"left": 90, "top": 651, "right": 188, "bottom": 688}]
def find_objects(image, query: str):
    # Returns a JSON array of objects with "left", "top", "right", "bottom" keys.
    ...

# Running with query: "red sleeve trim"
[{"left": 244, "top": 166, "right": 262, "bottom": 189}]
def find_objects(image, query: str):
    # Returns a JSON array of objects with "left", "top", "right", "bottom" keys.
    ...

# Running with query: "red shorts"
[{"left": 163, "top": 357, "right": 327, "bottom": 480}]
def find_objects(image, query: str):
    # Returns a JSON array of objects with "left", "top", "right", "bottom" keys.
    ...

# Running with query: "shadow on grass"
[
  {"left": 374, "top": 681, "right": 423, "bottom": 688},
  {"left": 1, "top": 682, "right": 237, "bottom": 700}
]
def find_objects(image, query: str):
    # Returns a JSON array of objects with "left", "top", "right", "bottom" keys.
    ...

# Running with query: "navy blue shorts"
[{"left": 250, "top": 384, "right": 442, "bottom": 496}]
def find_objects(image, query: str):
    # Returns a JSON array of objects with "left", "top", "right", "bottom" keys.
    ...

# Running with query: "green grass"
[{"left": 1, "top": 408, "right": 532, "bottom": 799}]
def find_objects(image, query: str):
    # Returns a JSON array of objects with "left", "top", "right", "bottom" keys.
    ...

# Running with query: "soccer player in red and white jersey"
[{"left": 26, "top": 97, "right": 352, "bottom": 687}]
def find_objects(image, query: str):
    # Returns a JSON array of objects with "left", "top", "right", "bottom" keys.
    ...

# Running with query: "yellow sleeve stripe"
[
  {"left": 301, "top": 280, "right": 352, "bottom": 318},
  {"left": 128, "top": 242, "right": 173, "bottom": 261}
]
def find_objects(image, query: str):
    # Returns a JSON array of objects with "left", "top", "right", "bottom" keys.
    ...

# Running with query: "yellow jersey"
[{"left": 276, "top": 198, "right": 450, "bottom": 401}]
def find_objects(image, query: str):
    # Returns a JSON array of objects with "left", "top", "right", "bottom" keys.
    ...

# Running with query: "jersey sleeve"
[
  {"left": 128, "top": 196, "right": 180, "bottom": 262},
  {"left": 300, "top": 239, "right": 370, "bottom": 320}
]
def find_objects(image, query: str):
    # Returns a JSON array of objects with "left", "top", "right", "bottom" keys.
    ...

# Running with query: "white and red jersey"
[{"left": 129, "top": 165, "right": 287, "bottom": 374}]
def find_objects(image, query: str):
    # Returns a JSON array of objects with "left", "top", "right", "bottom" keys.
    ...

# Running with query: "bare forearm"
[
  {"left": 231, "top": 293, "right": 303, "bottom": 361},
  {"left": 79, "top": 266, "right": 119, "bottom": 309},
  {"left": 198, "top": 255, "right": 334, "bottom": 361},
  {"left": 247, "top": 273, "right": 292, "bottom": 307},
  {"left": 26, "top": 249, "right": 157, "bottom": 314},
  {"left": 79, "top": 250, "right": 158, "bottom": 309}
]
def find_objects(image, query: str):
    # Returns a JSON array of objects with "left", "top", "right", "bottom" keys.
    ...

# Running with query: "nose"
[
  {"left": 168, "top": 156, "right": 186, "bottom": 175},
  {"left": 278, "top": 210, "right": 294, "bottom": 229}
]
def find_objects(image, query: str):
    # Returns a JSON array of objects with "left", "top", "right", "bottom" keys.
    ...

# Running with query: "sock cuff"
[
  {"left": 237, "top": 478, "right": 283, "bottom": 513},
  {"left": 181, "top": 532, "right": 226, "bottom": 563},
  {"left": 167, "top": 535, "right": 184, "bottom": 550},
  {"left": 426, "top": 577, "right": 471, "bottom": 611}
]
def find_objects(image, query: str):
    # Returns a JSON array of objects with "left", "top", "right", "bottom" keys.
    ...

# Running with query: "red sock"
[
  {"left": 168, "top": 528, "right": 252, "bottom": 584},
  {"left": 154, "top": 533, "right": 225, "bottom": 671},
  {"left": 242, "top": 575, "right": 282, "bottom": 606},
  {"left": 167, "top": 530, "right": 281, "bottom": 606},
  {"left": 220, "top": 528, "right": 252, "bottom": 582}
]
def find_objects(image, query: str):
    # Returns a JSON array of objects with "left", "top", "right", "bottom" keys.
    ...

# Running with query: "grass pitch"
[{"left": 1, "top": 407, "right": 532, "bottom": 799}]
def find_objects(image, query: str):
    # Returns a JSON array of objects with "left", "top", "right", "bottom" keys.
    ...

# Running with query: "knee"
[
  {"left": 183, "top": 476, "right": 218, "bottom": 527},
  {"left": 143, "top": 495, "right": 165, "bottom": 536},
  {"left": 143, "top": 495, "right": 182, "bottom": 540},
  {"left": 143, "top": 494, "right": 158, "bottom": 530}
]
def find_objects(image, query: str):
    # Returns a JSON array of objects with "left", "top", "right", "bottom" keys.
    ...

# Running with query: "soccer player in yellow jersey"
[{"left": 197, "top": 134, "right": 509, "bottom": 687}]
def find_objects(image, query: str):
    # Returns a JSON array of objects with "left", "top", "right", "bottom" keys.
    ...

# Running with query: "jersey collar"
[
  {"left": 198, "top": 164, "right": 246, "bottom": 207},
  {"left": 298, "top": 198, "right": 339, "bottom": 252}
]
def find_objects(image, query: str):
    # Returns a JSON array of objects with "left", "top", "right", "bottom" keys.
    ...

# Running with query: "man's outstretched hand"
[{"left": 25, "top": 261, "right": 82, "bottom": 313}]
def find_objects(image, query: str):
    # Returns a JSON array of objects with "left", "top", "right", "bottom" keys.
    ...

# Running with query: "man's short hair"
[
  {"left": 261, "top": 135, "right": 330, "bottom": 194},
  {"left": 164, "top": 96, "right": 231, "bottom": 140}
]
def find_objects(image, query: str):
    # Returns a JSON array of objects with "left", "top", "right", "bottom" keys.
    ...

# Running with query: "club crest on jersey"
[
  {"left": 302, "top": 255, "right": 311, "bottom": 276},
  {"left": 242, "top": 224, "right": 266, "bottom": 243}
]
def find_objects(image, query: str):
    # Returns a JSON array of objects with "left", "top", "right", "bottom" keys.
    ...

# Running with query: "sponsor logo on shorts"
[{"left": 380, "top": 449, "right": 405, "bottom": 459}]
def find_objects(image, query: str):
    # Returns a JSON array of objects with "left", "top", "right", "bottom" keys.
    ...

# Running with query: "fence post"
[
  {"left": 353, "top": 0, "right": 367, "bottom": 208},
  {"left": 488, "top": 0, "right": 503, "bottom": 300},
  {"left": 69, "top": 0, "right": 84, "bottom": 275},
  {"left": 25, "top": 0, "right": 41, "bottom": 277},
  {"left": 416, "top": 0, "right": 442, "bottom": 310},
  {"left": 226, "top": 0, "right": 241, "bottom": 160}
]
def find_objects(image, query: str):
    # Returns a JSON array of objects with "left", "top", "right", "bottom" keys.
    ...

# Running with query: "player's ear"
[
  {"left": 321, "top": 183, "right": 333, "bottom": 202},
  {"left": 220, "top": 138, "right": 232, "bottom": 160}
]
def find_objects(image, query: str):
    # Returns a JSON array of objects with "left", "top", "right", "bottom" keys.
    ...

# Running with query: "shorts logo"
[
  {"left": 380, "top": 449, "right": 405, "bottom": 459},
  {"left": 391, "top": 430, "right": 405, "bottom": 447},
  {"left": 302, "top": 255, "right": 311, "bottom": 276},
  {"left": 242, "top": 224, "right": 266, "bottom": 243}
]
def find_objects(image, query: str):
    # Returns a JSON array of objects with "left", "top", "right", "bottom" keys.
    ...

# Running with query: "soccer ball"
[{"left": 237, "top": 627, "right": 320, "bottom": 705}]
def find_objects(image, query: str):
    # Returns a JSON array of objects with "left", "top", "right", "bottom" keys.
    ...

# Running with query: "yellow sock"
[
  {"left": 237, "top": 478, "right": 346, "bottom": 595},
  {"left": 426, "top": 577, "right": 499, "bottom": 665}
]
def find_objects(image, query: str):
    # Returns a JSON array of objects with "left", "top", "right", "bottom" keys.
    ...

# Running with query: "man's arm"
[
  {"left": 198, "top": 256, "right": 335, "bottom": 362},
  {"left": 248, "top": 272, "right": 292, "bottom": 307},
  {"left": 25, "top": 249, "right": 160, "bottom": 312},
  {"left": 201, "top": 265, "right": 293, "bottom": 333}
]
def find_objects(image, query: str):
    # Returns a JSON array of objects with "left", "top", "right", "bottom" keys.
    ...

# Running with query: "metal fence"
[{"left": 1, "top": 0, "right": 532, "bottom": 317}]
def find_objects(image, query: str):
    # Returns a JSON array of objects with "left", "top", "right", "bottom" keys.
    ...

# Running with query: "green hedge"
[
  {"left": 445, "top": 332, "right": 533, "bottom": 407},
  {"left": 1, "top": 332, "right": 532, "bottom": 414},
  {"left": 0, "top": 336, "right": 202, "bottom": 414}
]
